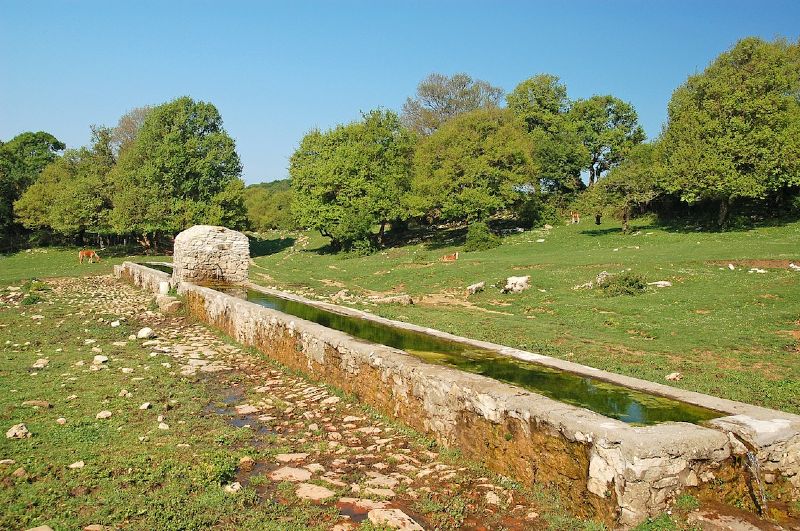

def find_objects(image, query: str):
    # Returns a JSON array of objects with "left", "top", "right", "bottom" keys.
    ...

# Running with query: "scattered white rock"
[
  {"left": 121, "top": 367, "right": 134, "bottom": 374},
  {"left": 465, "top": 281, "right": 485, "bottom": 296},
  {"left": 136, "top": 327, "right": 154, "bottom": 339},
  {"left": 665, "top": 372, "right": 683, "bottom": 382},
  {"left": 234, "top": 404, "right": 260, "bottom": 415},
  {"left": 728, "top": 263, "right": 736, "bottom": 270},
  {"left": 485, "top": 491, "right": 501, "bottom": 505},
  {"left": 96, "top": 410, "right": 112, "bottom": 420},
  {"left": 0, "top": 459, "right": 16, "bottom": 465},
  {"left": 269, "top": 466, "right": 312, "bottom": 482},
  {"left": 91, "top": 346, "right": 102, "bottom": 353},
  {"left": 158, "top": 422, "right": 169, "bottom": 430},
  {"left": 118, "top": 389, "right": 131, "bottom": 398},
  {"left": 68, "top": 460, "right": 85, "bottom": 469},
  {"left": 32, "top": 358, "right": 49, "bottom": 369},
  {"left": 501, "top": 275, "right": 530, "bottom": 294},
  {"left": 139, "top": 402, "right": 151, "bottom": 410},
  {"left": 367, "top": 508, "right": 424, "bottom": 530},
  {"left": 295, "top": 482, "right": 335, "bottom": 501},
  {"left": 276, "top": 453, "right": 309, "bottom": 463},
  {"left": 92, "top": 355, "right": 108, "bottom": 365},
  {"left": 224, "top": 481, "right": 242, "bottom": 494},
  {"left": 789, "top": 263, "right": 800, "bottom": 272},
  {"left": 56, "top": 418, "right": 67, "bottom": 425},
  {"left": 6, "top": 423, "right": 31, "bottom": 439},
  {"left": 647, "top": 281, "right": 673, "bottom": 288},
  {"left": 320, "top": 396, "right": 340, "bottom": 406},
  {"left": 110, "top": 320, "right": 121, "bottom": 327}
]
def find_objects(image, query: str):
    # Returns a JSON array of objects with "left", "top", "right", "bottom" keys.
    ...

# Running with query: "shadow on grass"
[{"left": 249, "top": 236, "right": 296, "bottom": 258}]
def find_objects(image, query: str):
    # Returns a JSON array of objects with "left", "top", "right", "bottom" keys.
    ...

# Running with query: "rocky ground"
[{"left": 2, "top": 276, "right": 563, "bottom": 530}]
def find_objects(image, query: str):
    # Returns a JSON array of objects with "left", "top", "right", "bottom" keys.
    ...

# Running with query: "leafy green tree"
[
  {"left": 661, "top": 37, "right": 800, "bottom": 226},
  {"left": 290, "top": 110, "right": 415, "bottom": 250},
  {"left": 507, "top": 74, "right": 588, "bottom": 193},
  {"left": 15, "top": 127, "right": 116, "bottom": 241},
  {"left": 580, "top": 143, "right": 662, "bottom": 233},
  {"left": 570, "top": 95, "right": 645, "bottom": 186},
  {"left": 245, "top": 180, "right": 295, "bottom": 231},
  {"left": 402, "top": 73, "right": 504, "bottom": 136},
  {"left": 110, "top": 96, "right": 245, "bottom": 248},
  {"left": 411, "top": 108, "right": 536, "bottom": 223},
  {"left": 0, "top": 131, "right": 65, "bottom": 241}
]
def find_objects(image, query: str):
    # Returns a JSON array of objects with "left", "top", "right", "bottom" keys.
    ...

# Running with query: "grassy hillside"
[{"left": 250, "top": 219, "right": 800, "bottom": 414}]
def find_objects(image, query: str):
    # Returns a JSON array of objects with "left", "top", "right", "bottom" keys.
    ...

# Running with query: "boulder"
[
  {"left": 6, "top": 423, "right": 31, "bottom": 439},
  {"left": 466, "top": 281, "right": 485, "bottom": 295},
  {"left": 501, "top": 275, "right": 530, "bottom": 294},
  {"left": 136, "top": 327, "right": 154, "bottom": 339}
]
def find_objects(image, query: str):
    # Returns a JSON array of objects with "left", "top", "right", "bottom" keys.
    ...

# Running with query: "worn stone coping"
[{"left": 241, "top": 282, "right": 800, "bottom": 446}]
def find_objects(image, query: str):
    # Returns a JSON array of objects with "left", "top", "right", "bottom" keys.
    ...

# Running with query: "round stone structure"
[{"left": 172, "top": 225, "right": 249, "bottom": 285}]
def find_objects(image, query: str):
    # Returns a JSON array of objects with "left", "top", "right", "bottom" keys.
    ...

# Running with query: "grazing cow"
[
  {"left": 570, "top": 211, "right": 581, "bottom": 224},
  {"left": 441, "top": 252, "right": 459, "bottom": 262},
  {"left": 78, "top": 250, "right": 101, "bottom": 264}
]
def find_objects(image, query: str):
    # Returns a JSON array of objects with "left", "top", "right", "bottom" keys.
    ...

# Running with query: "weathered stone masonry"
[
  {"left": 117, "top": 261, "right": 800, "bottom": 528},
  {"left": 172, "top": 225, "right": 249, "bottom": 284}
]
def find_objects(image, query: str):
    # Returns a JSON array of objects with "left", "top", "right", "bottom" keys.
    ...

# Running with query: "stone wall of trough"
[{"left": 116, "top": 261, "right": 800, "bottom": 528}]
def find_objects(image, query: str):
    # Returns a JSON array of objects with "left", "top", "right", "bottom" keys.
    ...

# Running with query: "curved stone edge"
[
  {"left": 117, "top": 261, "right": 800, "bottom": 527},
  {"left": 173, "top": 225, "right": 249, "bottom": 285}
]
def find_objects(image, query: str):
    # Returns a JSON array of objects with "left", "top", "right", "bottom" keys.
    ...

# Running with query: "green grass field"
[
  {"left": 0, "top": 248, "right": 169, "bottom": 285},
  {"left": 250, "top": 218, "right": 800, "bottom": 414}
]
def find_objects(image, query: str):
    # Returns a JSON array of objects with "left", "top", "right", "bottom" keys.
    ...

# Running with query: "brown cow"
[
  {"left": 78, "top": 250, "right": 101, "bottom": 264},
  {"left": 441, "top": 252, "right": 459, "bottom": 262}
]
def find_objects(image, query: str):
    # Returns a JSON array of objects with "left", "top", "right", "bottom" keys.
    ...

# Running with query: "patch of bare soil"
[
  {"left": 417, "top": 292, "right": 514, "bottom": 315},
  {"left": 317, "top": 278, "right": 346, "bottom": 288},
  {"left": 709, "top": 259, "right": 800, "bottom": 269}
]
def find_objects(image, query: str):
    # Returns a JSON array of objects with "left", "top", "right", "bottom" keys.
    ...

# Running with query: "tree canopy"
[
  {"left": 15, "top": 127, "right": 115, "bottom": 238},
  {"left": 402, "top": 73, "right": 504, "bottom": 136},
  {"left": 0, "top": 131, "right": 65, "bottom": 244},
  {"left": 110, "top": 96, "right": 246, "bottom": 241},
  {"left": 580, "top": 143, "right": 662, "bottom": 233},
  {"left": 411, "top": 107, "right": 536, "bottom": 223},
  {"left": 244, "top": 179, "right": 295, "bottom": 231},
  {"left": 661, "top": 37, "right": 800, "bottom": 225},
  {"left": 570, "top": 95, "right": 645, "bottom": 186},
  {"left": 290, "top": 109, "right": 416, "bottom": 249},
  {"left": 507, "top": 74, "right": 588, "bottom": 193}
]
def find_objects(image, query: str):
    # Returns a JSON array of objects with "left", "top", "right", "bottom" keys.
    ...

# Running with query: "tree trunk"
[
  {"left": 377, "top": 222, "right": 386, "bottom": 247},
  {"left": 588, "top": 166, "right": 596, "bottom": 186},
  {"left": 622, "top": 208, "right": 629, "bottom": 234},
  {"left": 718, "top": 197, "right": 730, "bottom": 228}
]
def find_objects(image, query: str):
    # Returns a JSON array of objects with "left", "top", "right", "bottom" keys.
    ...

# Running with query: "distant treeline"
[{"left": 2, "top": 37, "right": 799, "bottom": 253}]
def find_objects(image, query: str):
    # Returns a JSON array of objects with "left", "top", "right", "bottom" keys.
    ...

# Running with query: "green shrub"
[
  {"left": 600, "top": 273, "right": 647, "bottom": 296},
  {"left": 346, "top": 238, "right": 376, "bottom": 257},
  {"left": 21, "top": 294, "right": 42, "bottom": 305},
  {"left": 464, "top": 221, "right": 501, "bottom": 252}
]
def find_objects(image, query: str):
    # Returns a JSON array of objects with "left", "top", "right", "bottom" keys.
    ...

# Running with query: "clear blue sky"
[{"left": 2, "top": 0, "right": 798, "bottom": 184}]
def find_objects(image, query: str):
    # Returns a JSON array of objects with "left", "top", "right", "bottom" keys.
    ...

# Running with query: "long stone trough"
[{"left": 116, "top": 261, "right": 800, "bottom": 527}]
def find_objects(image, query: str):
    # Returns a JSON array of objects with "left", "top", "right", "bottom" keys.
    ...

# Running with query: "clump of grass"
[
  {"left": 600, "top": 272, "right": 647, "bottom": 296},
  {"left": 21, "top": 293, "right": 42, "bottom": 305}
]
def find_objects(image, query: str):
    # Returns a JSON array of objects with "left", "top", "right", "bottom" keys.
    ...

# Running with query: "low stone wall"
[
  {"left": 114, "top": 262, "right": 172, "bottom": 294},
  {"left": 116, "top": 261, "right": 800, "bottom": 527}
]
